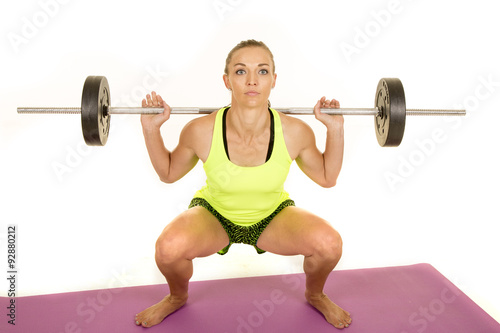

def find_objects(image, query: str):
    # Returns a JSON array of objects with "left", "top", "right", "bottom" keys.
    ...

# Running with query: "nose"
[{"left": 247, "top": 71, "right": 257, "bottom": 86}]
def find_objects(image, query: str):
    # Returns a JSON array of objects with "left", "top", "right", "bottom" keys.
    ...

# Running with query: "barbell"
[{"left": 17, "top": 76, "right": 465, "bottom": 147}]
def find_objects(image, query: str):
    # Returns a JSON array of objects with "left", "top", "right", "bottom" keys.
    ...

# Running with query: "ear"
[
  {"left": 272, "top": 73, "right": 277, "bottom": 89},
  {"left": 223, "top": 74, "right": 231, "bottom": 90}
]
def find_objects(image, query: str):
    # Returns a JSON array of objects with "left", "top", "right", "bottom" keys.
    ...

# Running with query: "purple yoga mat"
[{"left": 2, "top": 264, "right": 499, "bottom": 332}]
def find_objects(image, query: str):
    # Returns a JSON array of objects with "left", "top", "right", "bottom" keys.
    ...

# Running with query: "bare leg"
[
  {"left": 303, "top": 249, "right": 351, "bottom": 329},
  {"left": 135, "top": 207, "right": 229, "bottom": 328},
  {"left": 257, "top": 206, "right": 352, "bottom": 329},
  {"left": 134, "top": 258, "right": 192, "bottom": 328}
]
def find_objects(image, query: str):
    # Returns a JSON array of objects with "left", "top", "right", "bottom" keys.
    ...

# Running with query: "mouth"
[{"left": 245, "top": 91, "right": 260, "bottom": 96}]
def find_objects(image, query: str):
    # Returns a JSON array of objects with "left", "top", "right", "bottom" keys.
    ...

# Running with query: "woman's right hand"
[{"left": 141, "top": 91, "right": 171, "bottom": 131}]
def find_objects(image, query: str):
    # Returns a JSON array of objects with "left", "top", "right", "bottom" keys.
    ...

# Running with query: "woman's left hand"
[{"left": 313, "top": 97, "right": 344, "bottom": 128}]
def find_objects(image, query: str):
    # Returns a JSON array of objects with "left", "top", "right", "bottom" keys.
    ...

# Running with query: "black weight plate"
[
  {"left": 81, "top": 76, "right": 111, "bottom": 146},
  {"left": 374, "top": 78, "right": 406, "bottom": 147}
]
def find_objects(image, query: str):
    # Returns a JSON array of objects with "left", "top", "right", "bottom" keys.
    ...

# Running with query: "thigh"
[
  {"left": 256, "top": 206, "right": 341, "bottom": 256},
  {"left": 157, "top": 206, "right": 230, "bottom": 259}
]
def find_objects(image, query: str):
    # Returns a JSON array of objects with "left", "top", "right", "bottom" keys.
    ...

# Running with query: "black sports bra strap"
[{"left": 265, "top": 109, "right": 275, "bottom": 162}]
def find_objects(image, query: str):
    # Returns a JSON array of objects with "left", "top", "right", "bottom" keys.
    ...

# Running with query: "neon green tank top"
[{"left": 194, "top": 107, "right": 292, "bottom": 226}]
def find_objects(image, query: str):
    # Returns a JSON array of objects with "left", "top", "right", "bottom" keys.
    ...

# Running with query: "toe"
[
  {"left": 343, "top": 312, "right": 352, "bottom": 325},
  {"left": 135, "top": 314, "right": 146, "bottom": 327}
]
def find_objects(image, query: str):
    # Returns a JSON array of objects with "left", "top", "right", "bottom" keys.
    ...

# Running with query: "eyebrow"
[{"left": 234, "top": 63, "right": 270, "bottom": 67}]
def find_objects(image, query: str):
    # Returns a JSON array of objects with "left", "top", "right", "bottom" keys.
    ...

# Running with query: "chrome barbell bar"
[{"left": 17, "top": 106, "right": 465, "bottom": 116}]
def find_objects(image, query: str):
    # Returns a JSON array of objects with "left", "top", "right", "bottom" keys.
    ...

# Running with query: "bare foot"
[
  {"left": 306, "top": 292, "right": 352, "bottom": 329},
  {"left": 135, "top": 294, "right": 187, "bottom": 328}
]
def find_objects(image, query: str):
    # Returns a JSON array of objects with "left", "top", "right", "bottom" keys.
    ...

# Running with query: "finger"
[
  {"left": 142, "top": 98, "right": 147, "bottom": 107},
  {"left": 157, "top": 94, "right": 166, "bottom": 109},
  {"left": 332, "top": 98, "right": 340, "bottom": 108},
  {"left": 324, "top": 98, "right": 340, "bottom": 109},
  {"left": 314, "top": 99, "right": 323, "bottom": 111},
  {"left": 318, "top": 97, "right": 326, "bottom": 109},
  {"left": 146, "top": 94, "right": 153, "bottom": 107},
  {"left": 313, "top": 99, "right": 322, "bottom": 115},
  {"left": 152, "top": 91, "right": 161, "bottom": 105}
]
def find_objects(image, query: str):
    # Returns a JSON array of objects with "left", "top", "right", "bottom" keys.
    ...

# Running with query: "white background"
[{"left": 1, "top": 0, "right": 499, "bottom": 324}]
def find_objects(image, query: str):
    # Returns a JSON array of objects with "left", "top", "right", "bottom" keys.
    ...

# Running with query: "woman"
[{"left": 135, "top": 39, "right": 352, "bottom": 330}]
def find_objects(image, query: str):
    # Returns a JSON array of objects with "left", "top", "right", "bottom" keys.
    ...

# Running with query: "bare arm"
[
  {"left": 141, "top": 92, "right": 199, "bottom": 183},
  {"left": 295, "top": 97, "right": 344, "bottom": 188}
]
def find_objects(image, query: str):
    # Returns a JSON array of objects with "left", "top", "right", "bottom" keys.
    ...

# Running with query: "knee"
[
  {"left": 155, "top": 226, "right": 190, "bottom": 264},
  {"left": 313, "top": 227, "right": 343, "bottom": 261}
]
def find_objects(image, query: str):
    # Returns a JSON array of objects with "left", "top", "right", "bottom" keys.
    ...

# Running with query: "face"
[{"left": 223, "top": 47, "right": 277, "bottom": 109}]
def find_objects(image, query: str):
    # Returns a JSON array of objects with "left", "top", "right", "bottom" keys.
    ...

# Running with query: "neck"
[{"left": 227, "top": 104, "right": 269, "bottom": 138}]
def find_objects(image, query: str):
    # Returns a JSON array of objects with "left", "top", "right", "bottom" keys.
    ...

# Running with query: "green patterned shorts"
[{"left": 188, "top": 198, "right": 295, "bottom": 255}]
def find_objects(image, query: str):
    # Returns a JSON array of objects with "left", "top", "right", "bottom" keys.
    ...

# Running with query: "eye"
[
  {"left": 236, "top": 69, "right": 246, "bottom": 75},
  {"left": 259, "top": 69, "right": 269, "bottom": 75}
]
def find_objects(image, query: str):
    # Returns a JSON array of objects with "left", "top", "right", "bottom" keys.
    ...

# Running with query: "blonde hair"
[{"left": 224, "top": 39, "right": 275, "bottom": 75}]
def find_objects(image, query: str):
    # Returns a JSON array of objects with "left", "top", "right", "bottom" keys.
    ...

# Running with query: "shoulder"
[
  {"left": 182, "top": 111, "right": 217, "bottom": 136},
  {"left": 277, "top": 112, "right": 316, "bottom": 160},
  {"left": 278, "top": 112, "right": 312, "bottom": 134},
  {"left": 179, "top": 111, "right": 218, "bottom": 161}
]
